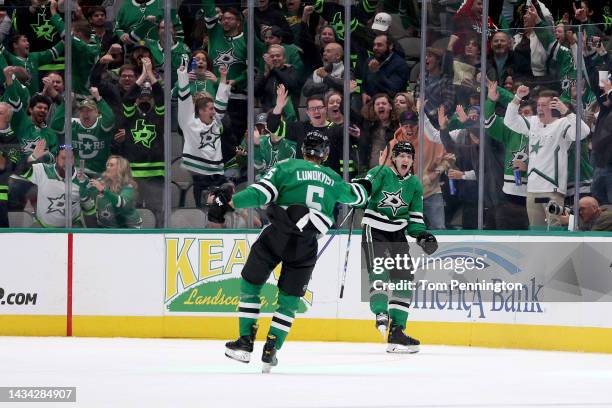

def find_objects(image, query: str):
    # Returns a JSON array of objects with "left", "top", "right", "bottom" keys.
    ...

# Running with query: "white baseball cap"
[{"left": 371, "top": 12, "right": 392, "bottom": 32}]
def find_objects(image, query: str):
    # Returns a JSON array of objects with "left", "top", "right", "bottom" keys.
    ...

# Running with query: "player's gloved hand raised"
[
  {"left": 351, "top": 178, "right": 372, "bottom": 195},
  {"left": 416, "top": 231, "right": 438, "bottom": 255},
  {"left": 207, "top": 192, "right": 233, "bottom": 224}
]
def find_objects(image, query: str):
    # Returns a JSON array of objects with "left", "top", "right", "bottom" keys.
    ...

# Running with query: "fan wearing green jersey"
[
  {"left": 51, "top": 87, "right": 115, "bottom": 178},
  {"left": 209, "top": 132, "right": 368, "bottom": 373},
  {"left": 362, "top": 141, "right": 438, "bottom": 354}
]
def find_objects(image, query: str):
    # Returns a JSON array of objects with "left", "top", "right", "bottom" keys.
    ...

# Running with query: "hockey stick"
[
  {"left": 316, "top": 207, "right": 354, "bottom": 259},
  {"left": 336, "top": 137, "right": 394, "bottom": 297},
  {"left": 339, "top": 209, "right": 356, "bottom": 298}
]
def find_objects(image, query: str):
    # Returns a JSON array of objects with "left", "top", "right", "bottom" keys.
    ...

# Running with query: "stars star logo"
[
  {"left": 213, "top": 48, "right": 238, "bottom": 68},
  {"left": 531, "top": 140, "right": 542, "bottom": 155},
  {"left": 198, "top": 130, "right": 220, "bottom": 150},
  {"left": 47, "top": 194, "right": 66, "bottom": 216},
  {"left": 131, "top": 119, "right": 157, "bottom": 148},
  {"left": 22, "top": 140, "right": 38, "bottom": 153},
  {"left": 31, "top": 13, "right": 56, "bottom": 42},
  {"left": 378, "top": 189, "right": 408, "bottom": 216}
]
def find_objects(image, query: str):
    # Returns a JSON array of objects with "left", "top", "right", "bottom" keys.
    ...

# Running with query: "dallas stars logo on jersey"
[
  {"left": 378, "top": 189, "right": 408, "bottom": 216},
  {"left": 131, "top": 119, "right": 157, "bottom": 148},
  {"left": 213, "top": 48, "right": 238, "bottom": 68},
  {"left": 77, "top": 133, "right": 105, "bottom": 159},
  {"left": 21, "top": 140, "right": 39, "bottom": 153},
  {"left": 31, "top": 13, "right": 56, "bottom": 41},
  {"left": 47, "top": 194, "right": 70, "bottom": 215},
  {"left": 198, "top": 129, "right": 220, "bottom": 150}
]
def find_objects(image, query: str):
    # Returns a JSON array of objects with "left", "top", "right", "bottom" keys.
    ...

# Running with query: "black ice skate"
[
  {"left": 386, "top": 325, "right": 420, "bottom": 354},
  {"left": 375, "top": 312, "right": 389, "bottom": 338},
  {"left": 225, "top": 324, "right": 257, "bottom": 363},
  {"left": 261, "top": 334, "right": 278, "bottom": 373}
]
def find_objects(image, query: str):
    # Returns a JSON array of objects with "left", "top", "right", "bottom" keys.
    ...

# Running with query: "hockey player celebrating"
[
  {"left": 208, "top": 132, "right": 369, "bottom": 373},
  {"left": 362, "top": 141, "right": 438, "bottom": 353}
]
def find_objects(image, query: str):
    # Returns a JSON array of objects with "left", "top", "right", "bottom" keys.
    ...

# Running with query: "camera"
[{"left": 546, "top": 201, "right": 573, "bottom": 216}]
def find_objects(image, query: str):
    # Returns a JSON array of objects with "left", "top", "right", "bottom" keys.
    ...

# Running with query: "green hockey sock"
[
  {"left": 267, "top": 290, "right": 300, "bottom": 350},
  {"left": 388, "top": 297, "right": 411, "bottom": 329},
  {"left": 238, "top": 279, "right": 263, "bottom": 337},
  {"left": 369, "top": 291, "right": 389, "bottom": 315}
]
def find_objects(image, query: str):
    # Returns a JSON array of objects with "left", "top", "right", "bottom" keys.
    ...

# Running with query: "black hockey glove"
[
  {"left": 351, "top": 178, "right": 372, "bottom": 195},
  {"left": 207, "top": 192, "right": 233, "bottom": 224},
  {"left": 416, "top": 231, "right": 438, "bottom": 255}
]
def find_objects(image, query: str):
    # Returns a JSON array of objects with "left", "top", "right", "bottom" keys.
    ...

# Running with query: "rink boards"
[{"left": 1, "top": 230, "right": 612, "bottom": 353}]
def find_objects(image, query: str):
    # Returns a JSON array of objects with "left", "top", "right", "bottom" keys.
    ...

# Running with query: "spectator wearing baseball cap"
[
  {"left": 371, "top": 12, "right": 392, "bottom": 32},
  {"left": 380, "top": 109, "right": 451, "bottom": 230},
  {"left": 362, "top": 33, "right": 409, "bottom": 103}
]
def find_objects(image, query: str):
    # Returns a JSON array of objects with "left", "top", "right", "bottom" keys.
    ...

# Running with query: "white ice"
[{"left": 1, "top": 336, "right": 611, "bottom": 408}]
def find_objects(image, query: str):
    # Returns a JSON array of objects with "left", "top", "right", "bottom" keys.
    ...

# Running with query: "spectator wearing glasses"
[
  {"left": 266, "top": 85, "right": 347, "bottom": 176},
  {"left": 91, "top": 62, "right": 138, "bottom": 120}
]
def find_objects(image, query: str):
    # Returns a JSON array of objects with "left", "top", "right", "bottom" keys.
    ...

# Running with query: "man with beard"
[
  {"left": 302, "top": 42, "right": 345, "bottom": 98},
  {"left": 20, "top": 143, "right": 94, "bottom": 227},
  {"left": 4, "top": 66, "right": 58, "bottom": 162},
  {"left": 113, "top": 57, "right": 165, "bottom": 227},
  {"left": 362, "top": 33, "right": 408, "bottom": 103},
  {"left": 202, "top": 0, "right": 266, "bottom": 152},
  {"left": 87, "top": 6, "right": 117, "bottom": 54},
  {"left": 3, "top": 66, "right": 59, "bottom": 211}
]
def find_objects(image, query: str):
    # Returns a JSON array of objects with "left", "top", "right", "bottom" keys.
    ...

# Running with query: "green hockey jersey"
[
  {"left": 361, "top": 165, "right": 426, "bottom": 236},
  {"left": 4, "top": 79, "right": 58, "bottom": 163},
  {"left": 87, "top": 184, "right": 143, "bottom": 228},
  {"left": 0, "top": 40, "right": 63, "bottom": 94},
  {"left": 50, "top": 14, "right": 101, "bottom": 96},
  {"left": 144, "top": 39, "right": 191, "bottom": 85},
  {"left": 202, "top": 0, "right": 265, "bottom": 94},
  {"left": 484, "top": 95, "right": 529, "bottom": 197},
  {"left": 171, "top": 77, "right": 218, "bottom": 99},
  {"left": 51, "top": 99, "right": 115, "bottom": 176},
  {"left": 254, "top": 136, "right": 297, "bottom": 179},
  {"left": 232, "top": 158, "right": 368, "bottom": 233},
  {"left": 114, "top": 0, "right": 183, "bottom": 42}
]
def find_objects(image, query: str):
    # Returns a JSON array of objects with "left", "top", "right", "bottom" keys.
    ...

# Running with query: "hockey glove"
[
  {"left": 416, "top": 231, "right": 438, "bottom": 255},
  {"left": 351, "top": 178, "right": 372, "bottom": 195},
  {"left": 207, "top": 192, "right": 233, "bottom": 224}
]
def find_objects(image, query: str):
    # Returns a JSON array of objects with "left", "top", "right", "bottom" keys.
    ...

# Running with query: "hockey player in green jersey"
[
  {"left": 208, "top": 132, "right": 369, "bottom": 373},
  {"left": 362, "top": 141, "right": 438, "bottom": 353},
  {"left": 51, "top": 87, "right": 115, "bottom": 177}
]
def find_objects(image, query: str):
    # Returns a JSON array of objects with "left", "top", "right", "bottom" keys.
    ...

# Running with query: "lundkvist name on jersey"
[{"left": 296, "top": 170, "right": 335, "bottom": 186}]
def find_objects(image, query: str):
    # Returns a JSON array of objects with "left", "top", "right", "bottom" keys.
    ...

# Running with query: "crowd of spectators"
[{"left": 0, "top": 0, "right": 610, "bottom": 231}]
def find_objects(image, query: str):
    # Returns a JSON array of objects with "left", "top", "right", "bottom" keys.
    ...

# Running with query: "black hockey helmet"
[
  {"left": 301, "top": 130, "right": 330, "bottom": 159},
  {"left": 392, "top": 141, "right": 415, "bottom": 158}
]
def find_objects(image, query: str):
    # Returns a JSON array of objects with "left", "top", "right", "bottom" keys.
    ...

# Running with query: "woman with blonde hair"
[
  {"left": 393, "top": 92, "right": 415, "bottom": 114},
  {"left": 87, "top": 155, "right": 143, "bottom": 228}
]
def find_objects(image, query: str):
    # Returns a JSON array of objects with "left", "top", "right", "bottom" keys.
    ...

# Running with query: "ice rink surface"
[{"left": 1, "top": 336, "right": 612, "bottom": 408}]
